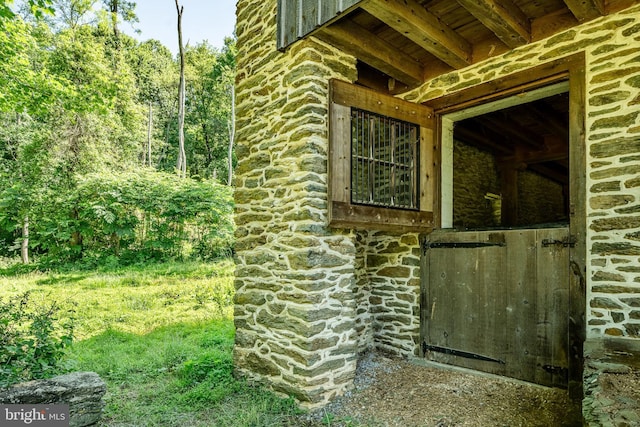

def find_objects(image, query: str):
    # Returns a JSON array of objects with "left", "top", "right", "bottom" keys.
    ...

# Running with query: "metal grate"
[{"left": 351, "top": 108, "right": 419, "bottom": 210}]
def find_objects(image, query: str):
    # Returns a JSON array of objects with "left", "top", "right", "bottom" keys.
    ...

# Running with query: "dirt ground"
[{"left": 293, "top": 352, "right": 582, "bottom": 427}]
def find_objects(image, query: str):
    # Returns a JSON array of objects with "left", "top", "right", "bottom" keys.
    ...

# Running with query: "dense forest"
[{"left": 0, "top": 0, "right": 236, "bottom": 267}]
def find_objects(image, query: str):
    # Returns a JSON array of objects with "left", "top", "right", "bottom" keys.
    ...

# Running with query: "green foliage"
[
  {"left": 183, "top": 38, "right": 237, "bottom": 182},
  {"left": 70, "top": 169, "right": 235, "bottom": 264},
  {"left": 0, "top": 4, "right": 237, "bottom": 266},
  {"left": 0, "top": 291, "right": 74, "bottom": 388},
  {"left": 0, "top": 0, "right": 53, "bottom": 23},
  {"left": 1, "top": 167, "right": 235, "bottom": 266}
]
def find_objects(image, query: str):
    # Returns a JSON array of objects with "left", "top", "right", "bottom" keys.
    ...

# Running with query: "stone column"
[{"left": 233, "top": 0, "right": 359, "bottom": 408}]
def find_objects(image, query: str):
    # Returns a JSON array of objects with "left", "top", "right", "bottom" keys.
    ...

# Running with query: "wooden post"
[{"left": 499, "top": 163, "right": 521, "bottom": 227}]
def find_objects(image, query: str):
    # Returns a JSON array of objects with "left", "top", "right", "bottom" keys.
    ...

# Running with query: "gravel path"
[{"left": 292, "top": 352, "right": 582, "bottom": 427}]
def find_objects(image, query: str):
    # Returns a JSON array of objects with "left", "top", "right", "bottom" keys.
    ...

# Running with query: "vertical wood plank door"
[{"left": 421, "top": 227, "right": 570, "bottom": 388}]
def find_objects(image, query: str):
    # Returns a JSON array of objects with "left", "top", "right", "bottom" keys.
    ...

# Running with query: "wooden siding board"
[
  {"left": 278, "top": 0, "right": 362, "bottom": 50},
  {"left": 300, "top": 0, "right": 319, "bottom": 39},
  {"left": 536, "top": 228, "right": 571, "bottom": 388},
  {"left": 278, "top": 0, "right": 299, "bottom": 48}
]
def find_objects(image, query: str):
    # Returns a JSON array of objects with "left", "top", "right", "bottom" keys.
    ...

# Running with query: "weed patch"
[{"left": 2, "top": 260, "right": 302, "bottom": 426}]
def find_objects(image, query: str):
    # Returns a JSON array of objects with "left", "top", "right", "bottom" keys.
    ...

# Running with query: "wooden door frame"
[{"left": 421, "top": 53, "right": 586, "bottom": 399}]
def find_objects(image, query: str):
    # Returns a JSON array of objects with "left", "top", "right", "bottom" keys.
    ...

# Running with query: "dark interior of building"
[{"left": 452, "top": 92, "right": 570, "bottom": 229}]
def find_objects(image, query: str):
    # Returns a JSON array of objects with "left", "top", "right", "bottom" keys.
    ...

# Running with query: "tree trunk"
[
  {"left": 21, "top": 216, "right": 29, "bottom": 264},
  {"left": 109, "top": 0, "right": 119, "bottom": 40},
  {"left": 175, "top": 0, "right": 187, "bottom": 178},
  {"left": 147, "top": 100, "right": 153, "bottom": 167},
  {"left": 227, "top": 84, "right": 235, "bottom": 186}
]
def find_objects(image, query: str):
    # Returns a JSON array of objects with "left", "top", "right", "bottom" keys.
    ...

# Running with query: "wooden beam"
[
  {"left": 318, "top": 20, "right": 424, "bottom": 87},
  {"left": 500, "top": 166, "right": 519, "bottom": 226},
  {"left": 499, "top": 141, "right": 568, "bottom": 165},
  {"left": 528, "top": 163, "right": 569, "bottom": 185},
  {"left": 562, "top": 0, "right": 605, "bottom": 22},
  {"left": 361, "top": 0, "right": 472, "bottom": 69},
  {"left": 356, "top": 62, "right": 412, "bottom": 94},
  {"left": 457, "top": 0, "right": 531, "bottom": 49},
  {"left": 454, "top": 123, "right": 514, "bottom": 155},
  {"left": 469, "top": 115, "right": 545, "bottom": 149},
  {"left": 527, "top": 103, "right": 569, "bottom": 140}
]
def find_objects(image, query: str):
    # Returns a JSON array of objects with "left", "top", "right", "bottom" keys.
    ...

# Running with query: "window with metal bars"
[
  {"left": 351, "top": 108, "right": 419, "bottom": 210},
  {"left": 328, "top": 79, "right": 434, "bottom": 232}
]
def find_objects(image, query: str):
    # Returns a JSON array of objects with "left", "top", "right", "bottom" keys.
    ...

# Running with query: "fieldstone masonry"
[
  {"left": 0, "top": 372, "right": 106, "bottom": 427},
  {"left": 233, "top": 0, "right": 360, "bottom": 407},
  {"left": 234, "top": 0, "right": 640, "bottom": 409}
]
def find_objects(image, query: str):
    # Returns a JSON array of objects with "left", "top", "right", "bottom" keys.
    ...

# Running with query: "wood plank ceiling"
[{"left": 313, "top": 0, "right": 636, "bottom": 94}]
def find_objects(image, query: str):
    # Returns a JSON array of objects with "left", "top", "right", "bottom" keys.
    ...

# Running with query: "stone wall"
[
  {"left": 233, "top": 0, "right": 361, "bottom": 408},
  {"left": 582, "top": 339, "right": 640, "bottom": 425},
  {"left": 518, "top": 170, "right": 567, "bottom": 226},
  {"left": 356, "top": 231, "right": 422, "bottom": 356},
  {"left": 452, "top": 139, "right": 566, "bottom": 228},
  {"left": 234, "top": 0, "right": 640, "bottom": 408},
  {"left": 453, "top": 140, "right": 501, "bottom": 228}
]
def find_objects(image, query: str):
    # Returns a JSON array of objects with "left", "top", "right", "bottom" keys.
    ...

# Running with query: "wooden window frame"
[{"left": 328, "top": 79, "right": 435, "bottom": 232}]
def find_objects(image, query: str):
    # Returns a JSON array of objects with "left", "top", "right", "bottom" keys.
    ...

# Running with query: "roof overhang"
[{"left": 278, "top": 0, "right": 638, "bottom": 93}]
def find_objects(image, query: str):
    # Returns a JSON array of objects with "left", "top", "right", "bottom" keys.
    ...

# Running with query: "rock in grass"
[{"left": 0, "top": 372, "right": 107, "bottom": 427}]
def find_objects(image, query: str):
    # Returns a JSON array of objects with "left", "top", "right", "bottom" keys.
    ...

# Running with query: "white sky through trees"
[{"left": 122, "top": 0, "right": 236, "bottom": 54}]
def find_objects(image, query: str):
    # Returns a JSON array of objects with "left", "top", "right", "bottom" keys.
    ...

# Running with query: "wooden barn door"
[{"left": 421, "top": 227, "right": 571, "bottom": 388}]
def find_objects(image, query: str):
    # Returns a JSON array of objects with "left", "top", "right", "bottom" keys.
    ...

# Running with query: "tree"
[
  {"left": 0, "top": 115, "right": 49, "bottom": 263},
  {"left": 228, "top": 83, "right": 234, "bottom": 186},
  {"left": 101, "top": 0, "right": 136, "bottom": 39},
  {"left": 128, "top": 39, "right": 177, "bottom": 168},
  {"left": 0, "top": 0, "right": 236, "bottom": 265},
  {"left": 175, "top": 0, "right": 186, "bottom": 178},
  {"left": 50, "top": 0, "right": 95, "bottom": 30},
  {"left": 183, "top": 38, "right": 236, "bottom": 182},
  {"left": 0, "top": 0, "right": 53, "bottom": 23},
  {"left": 0, "top": 15, "right": 64, "bottom": 263}
]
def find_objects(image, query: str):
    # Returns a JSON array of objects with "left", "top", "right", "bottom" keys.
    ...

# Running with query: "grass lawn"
[{"left": 0, "top": 260, "right": 301, "bottom": 426}]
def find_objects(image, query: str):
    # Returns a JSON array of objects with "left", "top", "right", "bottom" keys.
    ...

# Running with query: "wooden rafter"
[
  {"left": 499, "top": 143, "right": 568, "bottom": 165},
  {"left": 562, "top": 0, "right": 605, "bottom": 22},
  {"left": 456, "top": 0, "right": 531, "bottom": 48},
  {"left": 318, "top": 20, "right": 424, "bottom": 87},
  {"left": 454, "top": 122, "right": 514, "bottom": 155},
  {"left": 468, "top": 115, "right": 545, "bottom": 149},
  {"left": 361, "top": 0, "right": 472, "bottom": 69},
  {"left": 526, "top": 103, "right": 569, "bottom": 139},
  {"left": 278, "top": 0, "right": 638, "bottom": 92}
]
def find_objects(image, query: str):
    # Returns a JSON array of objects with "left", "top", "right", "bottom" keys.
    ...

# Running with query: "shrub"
[{"left": 0, "top": 292, "right": 75, "bottom": 388}]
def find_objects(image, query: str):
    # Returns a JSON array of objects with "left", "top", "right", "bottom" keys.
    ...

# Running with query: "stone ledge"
[{"left": 0, "top": 372, "right": 107, "bottom": 427}]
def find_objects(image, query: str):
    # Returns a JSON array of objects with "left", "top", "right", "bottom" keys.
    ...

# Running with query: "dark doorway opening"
[{"left": 452, "top": 91, "right": 570, "bottom": 230}]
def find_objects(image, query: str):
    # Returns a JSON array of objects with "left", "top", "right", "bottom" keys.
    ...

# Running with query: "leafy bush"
[
  {"left": 13, "top": 169, "right": 235, "bottom": 267},
  {"left": 0, "top": 292, "right": 75, "bottom": 388}
]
